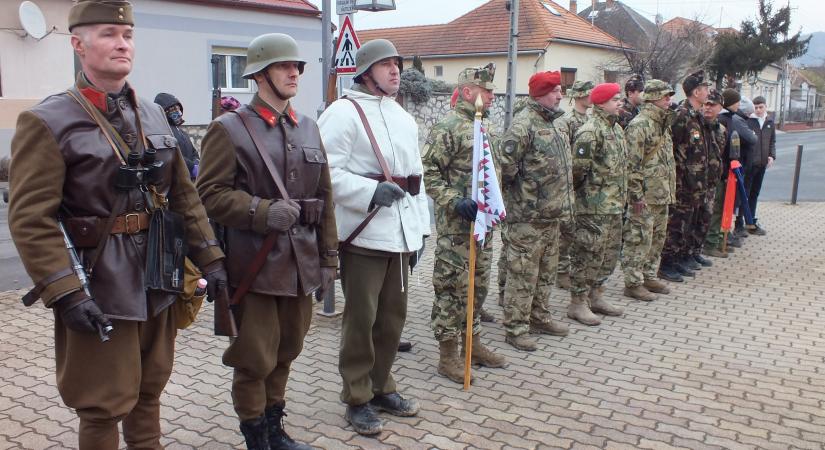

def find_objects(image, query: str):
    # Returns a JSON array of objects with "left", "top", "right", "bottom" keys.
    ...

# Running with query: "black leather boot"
[
  {"left": 240, "top": 416, "right": 269, "bottom": 450},
  {"left": 265, "top": 404, "right": 313, "bottom": 450}
]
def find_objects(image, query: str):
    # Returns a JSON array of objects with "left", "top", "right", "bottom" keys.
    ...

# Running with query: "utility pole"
[
  {"left": 319, "top": 0, "right": 332, "bottom": 117},
  {"left": 504, "top": 0, "right": 519, "bottom": 130}
]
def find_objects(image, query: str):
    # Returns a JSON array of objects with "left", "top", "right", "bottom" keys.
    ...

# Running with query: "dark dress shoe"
[{"left": 397, "top": 341, "right": 412, "bottom": 352}]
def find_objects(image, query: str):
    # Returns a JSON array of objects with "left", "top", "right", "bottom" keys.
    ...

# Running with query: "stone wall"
[
  {"left": 181, "top": 125, "right": 209, "bottom": 152},
  {"left": 403, "top": 92, "right": 529, "bottom": 146}
]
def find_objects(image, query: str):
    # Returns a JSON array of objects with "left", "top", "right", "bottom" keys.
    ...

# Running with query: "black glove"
[
  {"left": 454, "top": 198, "right": 478, "bottom": 222},
  {"left": 409, "top": 237, "right": 427, "bottom": 273},
  {"left": 56, "top": 291, "right": 112, "bottom": 335},
  {"left": 266, "top": 199, "right": 301, "bottom": 232},
  {"left": 202, "top": 260, "right": 228, "bottom": 303},
  {"left": 371, "top": 181, "right": 405, "bottom": 208}
]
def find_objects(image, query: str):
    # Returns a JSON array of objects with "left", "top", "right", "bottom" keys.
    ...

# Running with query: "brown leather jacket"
[
  {"left": 9, "top": 74, "right": 224, "bottom": 320},
  {"left": 197, "top": 95, "right": 338, "bottom": 298}
]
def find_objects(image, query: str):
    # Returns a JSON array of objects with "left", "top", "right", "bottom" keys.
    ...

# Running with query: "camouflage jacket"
[
  {"left": 671, "top": 101, "right": 713, "bottom": 197},
  {"left": 554, "top": 108, "right": 589, "bottom": 146},
  {"left": 571, "top": 106, "right": 628, "bottom": 215},
  {"left": 617, "top": 98, "right": 641, "bottom": 129},
  {"left": 624, "top": 103, "right": 676, "bottom": 206},
  {"left": 705, "top": 119, "right": 726, "bottom": 189},
  {"left": 499, "top": 98, "right": 573, "bottom": 223},
  {"left": 423, "top": 98, "right": 499, "bottom": 236}
]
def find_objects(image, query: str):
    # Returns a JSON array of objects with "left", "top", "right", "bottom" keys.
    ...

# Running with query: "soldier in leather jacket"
[{"left": 8, "top": 2, "right": 225, "bottom": 448}]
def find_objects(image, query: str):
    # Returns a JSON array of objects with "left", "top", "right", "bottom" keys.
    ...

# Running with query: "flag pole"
[{"left": 464, "top": 94, "right": 485, "bottom": 390}]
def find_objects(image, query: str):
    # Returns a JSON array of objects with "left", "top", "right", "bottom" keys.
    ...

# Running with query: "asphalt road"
[{"left": 0, "top": 129, "right": 822, "bottom": 292}]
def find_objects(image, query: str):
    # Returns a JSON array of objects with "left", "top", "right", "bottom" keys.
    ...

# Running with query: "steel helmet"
[
  {"left": 242, "top": 33, "right": 306, "bottom": 79},
  {"left": 354, "top": 39, "right": 403, "bottom": 82}
]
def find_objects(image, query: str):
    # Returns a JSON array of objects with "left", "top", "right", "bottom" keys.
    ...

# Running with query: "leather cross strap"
[
  {"left": 229, "top": 108, "right": 292, "bottom": 306},
  {"left": 340, "top": 97, "right": 395, "bottom": 248}
]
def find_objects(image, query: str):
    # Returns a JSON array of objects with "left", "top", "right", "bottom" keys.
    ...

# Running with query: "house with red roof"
[{"left": 359, "top": 0, "right": 628, "bottom": 94}]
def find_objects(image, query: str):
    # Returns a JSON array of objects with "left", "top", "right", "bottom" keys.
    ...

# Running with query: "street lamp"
[{"left": 353, "top": 0, "right": 396, "bottom": 12}]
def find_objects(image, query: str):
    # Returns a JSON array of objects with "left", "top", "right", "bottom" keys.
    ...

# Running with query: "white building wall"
[{"left": 130, "top": 0, "right": 322, "bottom": 125}]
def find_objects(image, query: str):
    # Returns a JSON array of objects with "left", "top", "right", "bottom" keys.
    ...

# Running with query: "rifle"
[
  {"left": 59, "top": 221, "right": 113, "bottom": 342},
  {"left": 213, "top": 279, "right": 238, "bottom": 337},
  {"left": 210, "top": 55, "right": 222, "bottom": 120}
]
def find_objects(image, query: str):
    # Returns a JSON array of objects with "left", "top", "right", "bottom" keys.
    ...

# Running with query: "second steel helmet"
[
  {"left": 354, "top": 39, "right": 402, "bottom": 81},
  {"left": 242, "top": 33, "right": 306, "bottom": 79}
]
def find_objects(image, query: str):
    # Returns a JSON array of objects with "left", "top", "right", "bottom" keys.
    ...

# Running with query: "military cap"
[
  {"left": 706, "top": 88, "right": 723, "bottom": 105},
  {"left": 568, "top": 80, "right": 594, "bottom": 98},
  {"left": 624, "top": 74, "right": 645, "bottom": 93},
  {"left": 457, "top": 63, "right": 496, "bottom": 90},
  {"left": 642, "top": 79, "right": 675, "bottom": 101},
  {"left": 682, "top": 69, "right": 710, "bottom": 96},
  {"left": 69, "top": 0, "right": 134, "bottom": 31}
]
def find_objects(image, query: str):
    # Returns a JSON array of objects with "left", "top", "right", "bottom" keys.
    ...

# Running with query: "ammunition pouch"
[
  {"left": 144, "top": 209, "right": 186, "bottom": 294},
  {"left": 363, "top": 173, "right": 422, "bottom": 196}
]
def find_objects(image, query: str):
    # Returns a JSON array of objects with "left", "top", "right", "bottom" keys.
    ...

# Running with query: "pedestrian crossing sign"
[{"left": 334, "top": 16, "right": 360, "bottom": 74}]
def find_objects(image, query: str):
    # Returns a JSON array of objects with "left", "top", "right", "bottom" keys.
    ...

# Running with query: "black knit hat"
[
  {"left": 722, "top": 88, "right": 741, "bottom": 108},
  {"left": 682, "top": 69, "right": 710, "bottom": 97}
]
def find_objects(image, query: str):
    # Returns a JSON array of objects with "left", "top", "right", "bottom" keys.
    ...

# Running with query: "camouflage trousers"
[
  {"left": 431, "top": 233, "right": 493, "bottom": 342},
  {"left": 704, "top": 182, "right": 727, "bottom": 249},
  {"left": 557, "top": 217, "right": 575, "bottom": 275},
  {"left": 690, "top": 185, "right": 717, "bottom": 256},
  {"left": 661, "top": 194, "right": 703, "bottom": 264},
  {"left": 502, "top": 221, "right": 560, "bottom": 337},
  {"left": 621, "top": 204, "right": 669, "bottom": 287},
  {"left": 570, "top": 214, "right": 623, "bottom": 296}
]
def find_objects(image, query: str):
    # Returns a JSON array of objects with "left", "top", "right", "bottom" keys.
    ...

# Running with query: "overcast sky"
[{"left": 305, "top": 0, "right": 824, "bottom": 35}]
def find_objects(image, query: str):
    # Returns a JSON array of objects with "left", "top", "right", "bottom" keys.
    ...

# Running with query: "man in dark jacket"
[
  {"left": 718, "top": 89, "right": 757, "bottom": 243},
  {"left": 154, "top": 92, "right": 200, "bottom": 179},
  {"left": 745, "top": 96, "right": 775, "bottom": 235}
]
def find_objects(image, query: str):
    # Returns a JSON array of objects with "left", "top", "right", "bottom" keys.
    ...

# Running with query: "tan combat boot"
[
  {"left": 643, "top": 278, "right": 671, "bottom": 294},
  {"left": 567, "top": 294, "right": 601, "bottom": 326},
  {"left": 556, "top": 273, "right": 571, "bottom": 290},
  {"left": 589, "top": 286, "right": 624, "bottom": 316},
  {"left": 530, "top": 320, "right": 570, "bottom": 336},
  {"left": 464, "top": 334, "right": 507, "bottom": 368},
  {"left": 438, "top": 339, "right": 470, "bottom": 385},
  {"left": 506, "top": 333, "right": 538, "bottom": 351},
  {"left": 623, "top": 285, "right": 657, "bottom": 301}
]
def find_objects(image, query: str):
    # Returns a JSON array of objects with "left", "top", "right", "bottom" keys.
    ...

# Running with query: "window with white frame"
[{"left": 212, "top": 47, "right": 251, "bottom": 92}]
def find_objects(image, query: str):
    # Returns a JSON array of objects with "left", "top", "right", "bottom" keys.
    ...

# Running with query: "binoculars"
[{"left": 115, "top": 149, "right": 164, "bottom": 191}]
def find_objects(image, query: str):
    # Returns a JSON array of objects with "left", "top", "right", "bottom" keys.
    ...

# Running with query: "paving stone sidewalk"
[{"left": 1, "top": 202, "right": 825, "bottom": 449}]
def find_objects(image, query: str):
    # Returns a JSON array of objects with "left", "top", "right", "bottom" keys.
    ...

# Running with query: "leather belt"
[
  {"left": 110, "top": 212, "right": 151, "bottom": 234},
  {"left": 364, "top": 174, "right": 422, "bottom": 196}
]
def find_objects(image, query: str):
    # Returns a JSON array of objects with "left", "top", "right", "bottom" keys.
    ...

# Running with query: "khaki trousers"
[
  {"left": 55, "top": 305, "right": 176, "bottom": 450},
  {"left": 338, "top": 246, "right": 408, "bottom": 406},
  {"left": 223, "top": 292, "right": 313, "bottom": 421}
]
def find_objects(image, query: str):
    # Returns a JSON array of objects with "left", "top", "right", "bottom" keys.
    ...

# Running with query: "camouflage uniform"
[
  {"left": 553, "top": 80, "right": 593, "bottom": 280},
  {"left": 498, "top": 98, "right": 573, "bottom": 337},
  {"left": 620, "top": 81, "right": 677, "bottom": 288},
  {"left": 570, "top": 106, "right": 628, "bottom": 296},
  {"left": 424, "top": 72, "right": 497, "bottom": 342},
  {"left": 618, "top": 75, "right": 644, "bottom": 129},
  {"left": 662, "top": 100, "right": 713, "bottom": 266},
  {"left": 694, "top": 111, "right": 725, "bottom": 256},
  {"left": 704, "top": 91, "right": 729, "bottom": 253}
]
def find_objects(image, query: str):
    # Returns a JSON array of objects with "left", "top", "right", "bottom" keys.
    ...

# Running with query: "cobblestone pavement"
[{"left": 1, "top": 202, "right": 825, "bottom": 449}]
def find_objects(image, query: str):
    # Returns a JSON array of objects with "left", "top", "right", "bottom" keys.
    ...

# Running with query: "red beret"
[
  {"left": 590, "top": 83, "right": 622, "bottom": 105},
  {"left": 528, "top": 71, "right": 561, "bottom": 98}
]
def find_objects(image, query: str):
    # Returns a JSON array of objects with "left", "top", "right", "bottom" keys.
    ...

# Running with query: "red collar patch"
[
  {"left": 287, "top": 108, "right": 299, "bottom": 127},
  {"left": 253, "top": 105, "right": 277, "bottom": 127},
  {"left": 79, "top": 86, "right": 108, "bottom": 113}
]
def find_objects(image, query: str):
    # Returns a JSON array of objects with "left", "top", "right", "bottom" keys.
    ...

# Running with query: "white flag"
[{"left": 470, "top": 118, "right": 506, "bottom": 245}]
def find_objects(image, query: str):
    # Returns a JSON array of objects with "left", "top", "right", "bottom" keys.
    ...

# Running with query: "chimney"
[
  {"left": 570, "top": 0, "right": 577, "bottom": 14},
  {"left": 606, "top": 0, "right": 615, "bottom": 8},
  {"left": 591, "top": 0, "right": 596, "bottom": 12}
]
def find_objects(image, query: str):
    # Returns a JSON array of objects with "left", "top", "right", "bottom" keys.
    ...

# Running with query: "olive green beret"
[{"left": 69, "top": 0, "right": 134, "bottom": 31}]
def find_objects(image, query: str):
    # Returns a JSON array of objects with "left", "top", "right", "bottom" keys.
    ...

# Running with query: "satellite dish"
[{"left": 19, "top": 1, "right": 48, "bottom": 40}]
